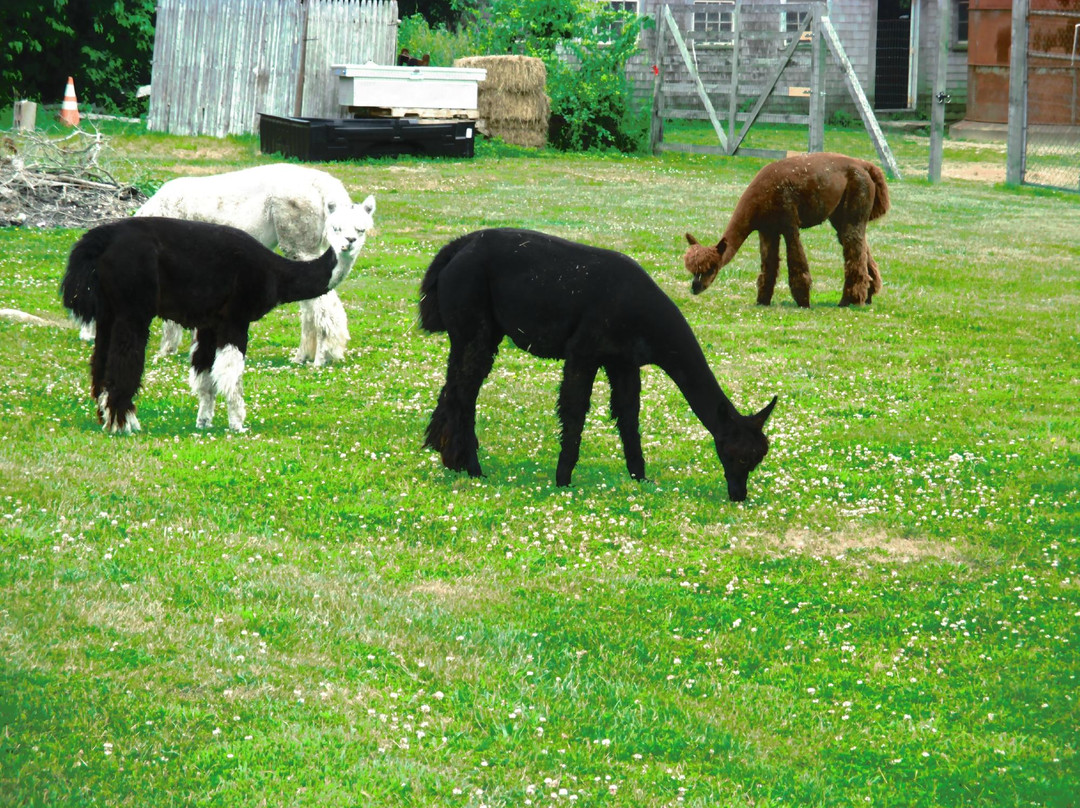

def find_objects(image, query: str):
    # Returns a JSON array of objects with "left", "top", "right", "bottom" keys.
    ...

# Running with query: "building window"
[
  {"left": 781, "top": 0, "right": 809, "bottom": 34},
  {"left": 694, "top": 0, "right": 734, "bottom": 33},
  {"left": 955, "top": 0, "right": 969, "bottom": 45},
  {"left": 596, "top": 0, "right": 638, "bottom": 38}
]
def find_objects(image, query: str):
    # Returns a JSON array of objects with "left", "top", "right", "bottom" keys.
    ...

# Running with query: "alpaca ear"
[
  {"left": 360, "top": 195, "right": 376, "bottom": 215},
  {"left": 716, "top": 237, "right": 727, "bottom": 253},
  {"left": 685, "top": 232, "right": 700, "bottom": 246},
  {"left": 751, "top": 395, "right": 778, "bottom": 429}
]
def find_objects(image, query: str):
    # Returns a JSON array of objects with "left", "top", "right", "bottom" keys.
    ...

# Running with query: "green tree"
[{"left": 1, "top": 0, "right": 155, "bottom": 117}]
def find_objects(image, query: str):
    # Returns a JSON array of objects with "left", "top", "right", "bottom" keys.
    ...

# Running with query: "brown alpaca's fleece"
[{"left": 684, "top": 152, "right": 890, "bottom": 308}]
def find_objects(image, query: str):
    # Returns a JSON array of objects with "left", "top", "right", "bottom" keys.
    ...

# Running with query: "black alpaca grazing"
[
  {"left": 61, "top": 216, "right": 356, "bottom": 434},
  {"left": 418, "top": 228, "right": 778, "bottom": 501}
]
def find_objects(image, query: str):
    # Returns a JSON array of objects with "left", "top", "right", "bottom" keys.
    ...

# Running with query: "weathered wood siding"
[
  {"left": 148, "top": 0, "right": 398, "bottom": 137},
  {"left": 634, "top": 0, "right": 968, "bottom": 120}
]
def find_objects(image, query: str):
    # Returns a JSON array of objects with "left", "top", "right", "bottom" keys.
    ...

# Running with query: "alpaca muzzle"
[{"left": 683, "top": 242, "right": 720, "bottom": 295}]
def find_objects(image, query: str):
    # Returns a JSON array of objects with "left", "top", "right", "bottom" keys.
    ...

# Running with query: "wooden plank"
[
  {"left": 734, "top": 147, "right": 791, "bottom": 159},
  {"left": 1006, "top": 0, "right": 1029, "bottom": 185},
  {"left": 658, "top": 142, "right": 788, "bottom": 160},
  {"left": 663, "top": 108, "right": 810, "bottom": 126},
  {"left": 819, "top": 15, "right": 902, "bottom": 179},
  {"left": 787, "top": 86, "right": 811, "bottom": 97},
  {"left": 657, "top": 142, "right": 729, "bottom": 156},
  {"left": 661, "top": 81, "right": 734, "bottom": 94},
  {"left": 662, "top": 4, "right": 727, "bottom": 151}
]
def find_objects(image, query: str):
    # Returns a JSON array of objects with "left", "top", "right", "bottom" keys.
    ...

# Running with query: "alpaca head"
[
  {"left": 715, "top": 395, "right": 777, "bottom": 501},
  {"left": 326, "top": 194, "right": 376, "bottom": 287},
  {"left": 683, "top": 232, "right": 725, "bottom": 295}
]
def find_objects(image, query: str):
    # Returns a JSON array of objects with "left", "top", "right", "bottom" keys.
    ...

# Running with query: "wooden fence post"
[
  {"left": 650, "top": 5, "right": 668, "bottom": 154},
  {"left": 808, "top": 2, "right": 826, "bottom": 153},
  {"left": 1006, "top": 0, "right": 1029, "bottom": 185},
  {"left": 928, "top": 0, "right": 951, "bottom": 182}
]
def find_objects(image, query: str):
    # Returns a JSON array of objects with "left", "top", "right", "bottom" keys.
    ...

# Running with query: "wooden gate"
[{"left": 650, "top": 1, "right": 901, "bottom": 178}]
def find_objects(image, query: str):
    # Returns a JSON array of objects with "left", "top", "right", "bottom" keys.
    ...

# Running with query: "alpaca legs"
[
  {"left": 783, "top": 231, "right": 813, "bottom": 308},
  {"left": 865, "top": 246, "right": 882, "bottom": 303},
  {"left": 295, "top": 291, "right": 349, "bottom": 366},
  {"left": 158, "top": 319, "right": 186, "bottom": 357},
  {"left": 294, "top": 302, "right": 319, "bottom": 364},
  {"left": 99, "top": 315, "right": 150, "bottom": 434},
  {"left": 190, "top": 331, "right": 217, "bottom": 428},
  {"left": 212, "top": 345, "right": 247, "bottom": 431},
  {"left": 836, "top": 226, "right": 871, "bottom": 307},
  {"left": 90, "top": 316, "right": 113, "bottom": 407},
  {"left": 756, "top": 232, "right": 781, "bottom": 305},
  {"left": 606, "top": 362, "right": 645, "bottom": 481},
  {"left": 189, "top": 328, "right": 248, "bottom": 431},
  {"left": 426, "top": 330, "right": 499, "bottom": 476},
  {"left": 555, "top": 358, "right": 600, "bottom": 487}
]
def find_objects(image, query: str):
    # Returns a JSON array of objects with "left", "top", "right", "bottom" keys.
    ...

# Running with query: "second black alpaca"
[
  {"left": 419, "top": 228, "right": 778, "bottom": 501},
  {"left": 61, "top": 216, "right": 353, "bottom": 434}
]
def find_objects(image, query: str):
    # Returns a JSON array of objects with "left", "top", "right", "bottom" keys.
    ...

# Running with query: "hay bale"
[
  {"left": 478, "top": 89, "right": 550, "bottom": 125},
  {"left": 454, "top": 55, "right": 546, "bottom": 93},
  {"left": 453, "top": 55, "right": 549, "bottom": 148}
]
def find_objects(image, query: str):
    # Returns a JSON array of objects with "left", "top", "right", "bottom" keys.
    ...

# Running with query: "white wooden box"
[{"left": 332, "top": 64, "right": 487, "bottom": 111}]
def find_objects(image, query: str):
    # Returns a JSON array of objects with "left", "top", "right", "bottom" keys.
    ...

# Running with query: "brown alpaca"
[{"left": 684, "top": 152, "right": 890, "bottom": 307}]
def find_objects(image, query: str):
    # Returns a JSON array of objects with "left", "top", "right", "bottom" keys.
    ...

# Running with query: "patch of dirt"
[
  {"left": 762, "top": 528, "right": 976, "bottom": 565},
  {"left": 942, "top": 162, "right": 1007, "bottom": 184}
]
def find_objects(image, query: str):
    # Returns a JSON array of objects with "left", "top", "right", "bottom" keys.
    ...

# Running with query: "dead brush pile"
[{"left": 0, "top": 129, "right": 146, "bottom": 228}]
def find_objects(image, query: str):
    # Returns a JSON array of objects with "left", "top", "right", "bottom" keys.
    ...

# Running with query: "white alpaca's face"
[{"left": 326, "top": 194, "right": 376, "bottom": 258}]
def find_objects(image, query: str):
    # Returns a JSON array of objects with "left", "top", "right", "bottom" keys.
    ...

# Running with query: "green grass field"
[{"left": 1, "top": 123, "right": 1078, "bottom": 807}]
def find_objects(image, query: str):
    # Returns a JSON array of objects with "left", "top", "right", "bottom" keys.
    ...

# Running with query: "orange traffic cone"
[{"left": 59, "top": 76, "right": 80, "bottom": 126}]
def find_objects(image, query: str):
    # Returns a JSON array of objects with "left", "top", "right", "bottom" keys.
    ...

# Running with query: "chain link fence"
[{"left": 1020, "top": 6, "right": 1080, "bottom": 193}]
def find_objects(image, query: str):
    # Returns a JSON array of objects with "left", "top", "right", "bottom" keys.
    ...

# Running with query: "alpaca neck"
[
  {"left": 655, "top": 324, "right": 735, "bottom": 437},
  {"left": 328, "top": 246, "right": 359, "bottom": 289},
  {"left": 275, "top": 249, "right": 336, "bottom": 304},
  {"left": 719, "top": 219, "right": 753, "bottom": 265}
]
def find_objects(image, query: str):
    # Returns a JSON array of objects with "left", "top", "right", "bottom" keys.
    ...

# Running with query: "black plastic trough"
[{"left": 258, "top": 114, "right": 476, "bottom": 161}]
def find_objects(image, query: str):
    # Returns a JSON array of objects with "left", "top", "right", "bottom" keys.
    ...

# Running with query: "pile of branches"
[{"left": 0, "top": 129, "right": 146, "bottom": 229}]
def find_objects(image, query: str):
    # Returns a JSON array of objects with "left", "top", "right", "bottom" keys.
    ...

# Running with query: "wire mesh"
[{"left": 1022, "top": 8, "right": 1080, "bottom": 193}]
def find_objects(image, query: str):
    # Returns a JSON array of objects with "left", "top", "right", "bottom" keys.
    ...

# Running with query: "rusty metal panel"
[
  {"left": 149, "top": 0, "right": 399, "bottom": 136},
  {"left": 968, "top": 6, "right": 1013, "bottom": 66}
]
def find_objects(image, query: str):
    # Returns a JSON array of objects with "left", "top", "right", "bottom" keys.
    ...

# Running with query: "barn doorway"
[{"left": 874, "top": 0, "right": 913, "bottom": 110}]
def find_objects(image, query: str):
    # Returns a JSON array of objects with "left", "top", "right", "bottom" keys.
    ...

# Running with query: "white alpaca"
[{"left": 134, "top": 163, "right": 376, "bottom": 366}]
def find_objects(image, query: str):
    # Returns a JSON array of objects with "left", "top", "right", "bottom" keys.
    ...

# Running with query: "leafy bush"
[
  {"left": 827, "top": 108, "right": 855, "bottom": 128},
  {"left": 468, "top": 0, "right": 650, "bottom": 152},
  {"left": 397, "top": 13, "right": 481, "bottom": 67}
]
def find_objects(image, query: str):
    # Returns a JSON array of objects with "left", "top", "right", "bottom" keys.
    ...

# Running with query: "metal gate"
[{"left": 1006, "top": 0, "right": 1080, "bottom": 193}]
